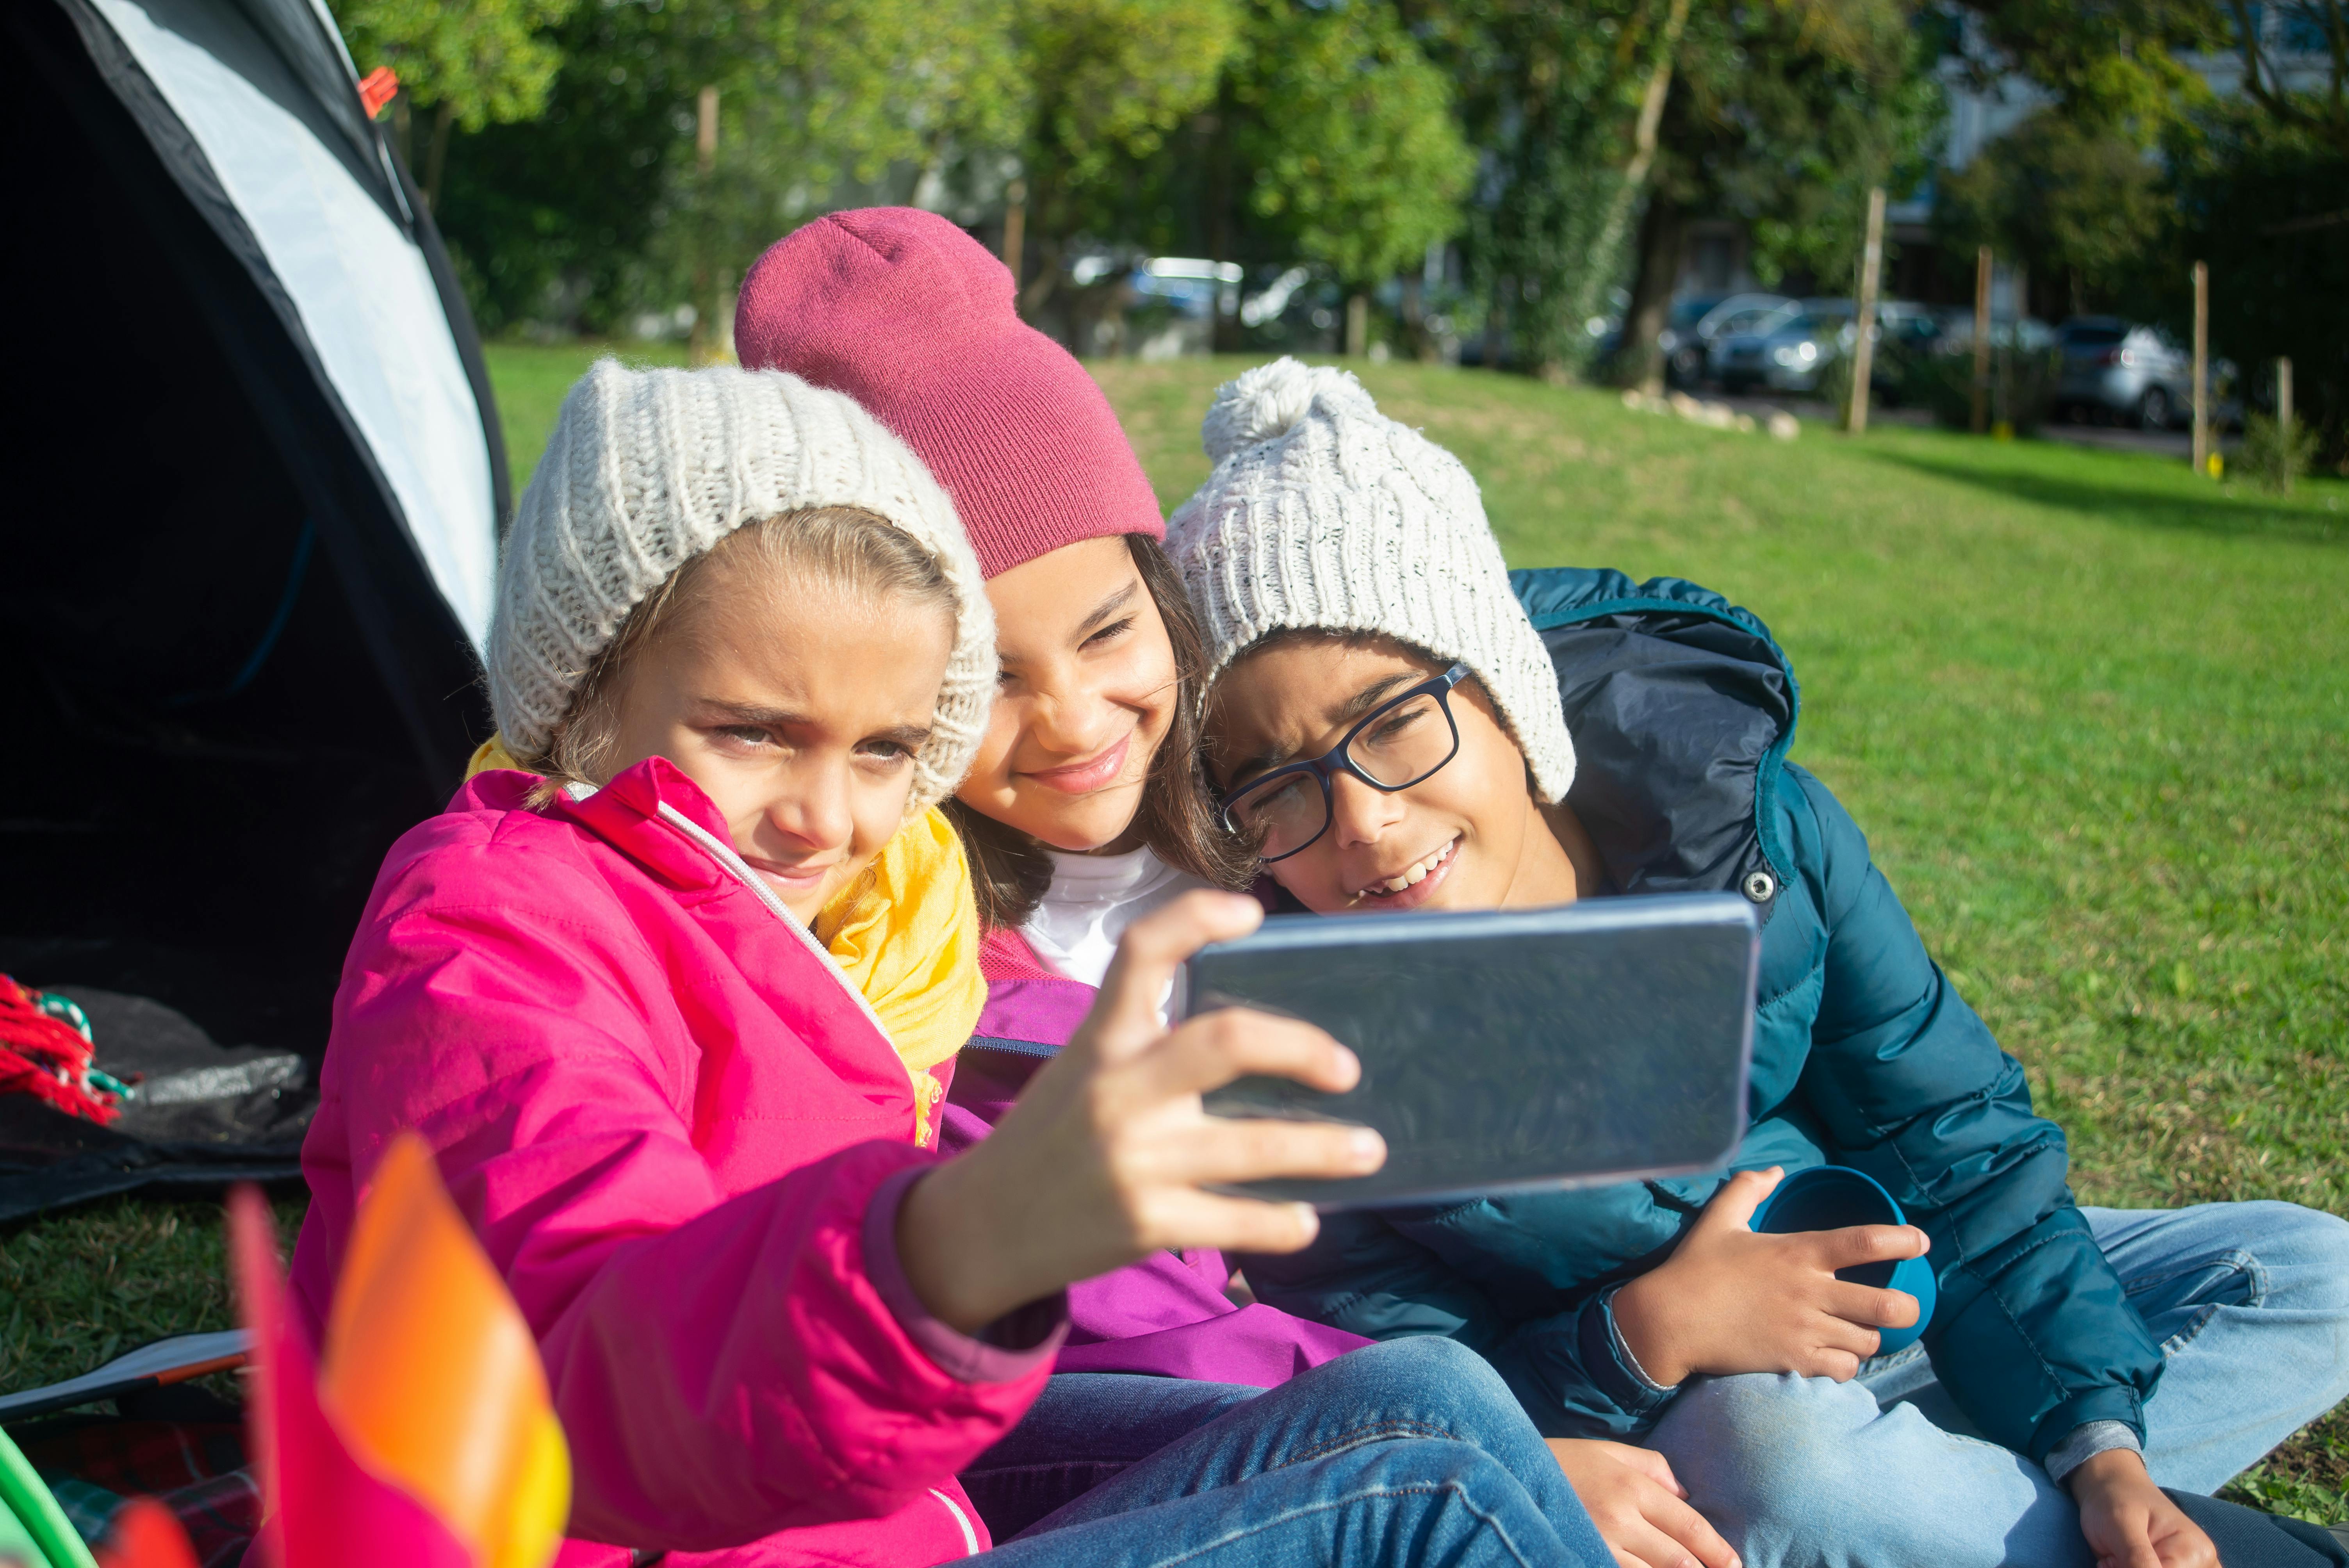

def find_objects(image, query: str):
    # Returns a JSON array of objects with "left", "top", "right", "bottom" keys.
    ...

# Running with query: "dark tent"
[{"left": 2, "top": 0, "right": 503, "bottom": 1220}]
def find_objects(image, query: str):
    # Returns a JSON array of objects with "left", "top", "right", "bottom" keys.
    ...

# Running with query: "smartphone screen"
[{"left": 1186, "top": 893, "right": 1757, "bottom": 1208}]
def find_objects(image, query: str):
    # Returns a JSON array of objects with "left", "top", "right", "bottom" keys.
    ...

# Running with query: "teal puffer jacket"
[{"left": 1241, "top": 568, "right": 2164, "bottom": 1467}]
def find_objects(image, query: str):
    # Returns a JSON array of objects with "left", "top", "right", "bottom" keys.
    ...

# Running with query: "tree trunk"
[
  {"left": 1015, "top": 152, "right": 1068, "bottom": 323},
  {"left": 1345, "top": 292, "right": 1370, "bottom": 357},
  {"left": 1613, "top": 192, "right": 1684, "bottom": 391},
  {"left": 1020, "top": 234, "right": 1063, "bottom": 320},
  {"left": 390, "top": 91, "right": 413, "bottom": 175},
  {"left": 1483, "top": 276, "right": 1512, "bottom": 371},
  {"left": 688, "top": 87, "right": 718, "bottom": 363},
  {"left": 1401, "top": 273, "right": 1427, "bottom": 361},
  {"left": 421, "top": 100, "right": 454, "bottom": 214},
  {"left": 1566, "top": 0, "right": 1695, "bottom": 339},
  {"left": 1001, "top": 179, "right": 1027, "bottom": 292},
  {"left": 1203, "top": 99, "right": 1240, "bottom": 353}
]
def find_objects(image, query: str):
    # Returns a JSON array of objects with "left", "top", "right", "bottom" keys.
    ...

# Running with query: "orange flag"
[{"left": 231, "top": 1134, "right": 571, "bottom": 1568}]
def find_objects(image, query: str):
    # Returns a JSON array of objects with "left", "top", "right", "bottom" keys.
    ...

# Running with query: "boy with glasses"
[{"left": 1169, "top": 358, "right": 2349, "bottom": 1568}]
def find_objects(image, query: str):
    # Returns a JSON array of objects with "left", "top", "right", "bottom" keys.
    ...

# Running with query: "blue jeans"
[
  {"left": 1644, "top": 1201, "right": 2349, "bottom": 1568},
  {"left": 965, "top": 1336, "right": 1612, "bottom": 1568},
  {"left": 962, "top": 1374, "right": 1264, "bottom": 1538}
]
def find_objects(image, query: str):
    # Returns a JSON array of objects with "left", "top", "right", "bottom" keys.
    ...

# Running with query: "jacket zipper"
[{"left": 928, "top": 1488, "right": 980, "bottom": 1556}]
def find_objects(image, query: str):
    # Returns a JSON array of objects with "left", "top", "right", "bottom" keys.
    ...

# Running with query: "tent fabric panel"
[
  {"left": 232, "top": 0, "right": 412, "bottom": 225},
  {"left": 388, "top": 128, "right": 516, "bottom": 533},
  {"left": 91, "top": 0, "right": 499, "bottom": 653},
  {"left": 28, "top": 0, "right": 490, "bottom": 785}
]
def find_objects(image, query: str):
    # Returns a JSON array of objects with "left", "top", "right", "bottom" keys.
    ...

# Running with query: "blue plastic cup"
[{"left": 1747, "top": 1164, "right": 1937, "bottom": 1355}]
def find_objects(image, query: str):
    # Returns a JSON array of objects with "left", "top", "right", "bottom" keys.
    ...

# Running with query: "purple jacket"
[{"left": 941, "top": 929, "right": 1369, "bottom": 1387}]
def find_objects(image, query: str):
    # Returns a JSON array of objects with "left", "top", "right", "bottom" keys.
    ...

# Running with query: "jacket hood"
[{"left": 1512, "top": 568, "right": 1798, "bottom": 916}]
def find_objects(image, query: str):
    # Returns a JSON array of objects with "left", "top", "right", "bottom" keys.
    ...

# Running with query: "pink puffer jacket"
[{"left": 291, "top": 760, "right": 1063, "bottom": 1567}]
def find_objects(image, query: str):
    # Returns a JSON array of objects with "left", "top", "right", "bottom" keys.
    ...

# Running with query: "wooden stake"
[
  {"left": 2191, "top": 260, "right": 2210, "bottom": 475},
  {"left": 1845, "top": 186, "right": 1886, "bottom": 435},
  {"left": 690, "top": 86, "right": 719, "bottom": 363},
  {"left": 2278, "top": 356, "right": 2294, "bottom": 438},
  {"left": 1001, "top": 179, "right": 1027, "bottom": 285},
  {"left": 1971, "top": 245, "right": 1992, "bottom": 435},
  {"left": 1998, "top": 260, "right": 2026, "bottom": 432}
]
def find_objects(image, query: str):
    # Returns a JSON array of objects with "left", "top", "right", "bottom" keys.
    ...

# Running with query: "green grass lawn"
[
  {"left": 490, "top": 338, "right": 692, "bottom": 496},
  {"left": 5, "top": 344, "right": 2343, "bottom": 1520}
]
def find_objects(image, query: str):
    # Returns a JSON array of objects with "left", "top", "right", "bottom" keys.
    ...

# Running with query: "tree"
[
  {"left": 1010, "top": 0, "right": 1241, "bottom": 315},
  {"left": 425, "top": 0, "right": 1027, "bottom": 335},
  {"left": 2219, "top": 0, "right": 2349, "bottom": 156},
  {"left": 1934, "top": 110, "right": 2170, "bottom": 316},
  {"left": 1412, "top": 0, "right": 1670, "bottom": 377},
  {"left": 1940, "top": 0, "right": 2346, "bottom": 464},
  {"left": 329, "top": 0, "right": 579, "bottom": 210},
  {"left": 1953, "top": 0, "right": 2226, "bottom": 130},
  {"left": 655, "top": 0, "right": 1029, "bottom": 351},
  {"left": 1610, "top": 0, "right": 1941, "bottom": 391},
  {"left": 1232, "top": 0, "right": 1475, "bottom": 354},
  {"left": 2161, "top": 109, "right": 2349, "bottom": 468}
]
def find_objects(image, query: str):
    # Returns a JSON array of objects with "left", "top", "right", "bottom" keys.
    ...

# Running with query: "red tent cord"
[{"left": 0, "top": 974, "right": 120, "bottom": 1124}]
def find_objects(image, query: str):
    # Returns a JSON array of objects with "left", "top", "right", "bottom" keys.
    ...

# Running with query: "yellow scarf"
[{"left": 468, "top": 738, "right": 982, "bottom": 1144}]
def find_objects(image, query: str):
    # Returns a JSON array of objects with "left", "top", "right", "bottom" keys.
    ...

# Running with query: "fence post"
[
  {"left": 1844, "top": 187, "right": 1885, "bottom": 435},
  {"left": 2191, "top": 260, "right": 2210, "bottom": 476},
  {"left": 1971, "top": 246, "right": 1992, "bottom": 435},
  {"left": 690, "top": 86, "right": 720, "bottom": 365}
]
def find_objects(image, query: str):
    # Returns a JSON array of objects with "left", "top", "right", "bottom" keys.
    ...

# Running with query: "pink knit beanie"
[{"left": 734, "top": 208, "right": 1164, "bottom": 579}]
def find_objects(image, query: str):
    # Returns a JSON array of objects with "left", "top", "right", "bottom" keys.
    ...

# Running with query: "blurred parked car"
[
  {"left": 1719, "top": 299, "right": 1947, "bottom": 397},
  {"left": 1655, "top": 295, "right": 1726, "bottom": 387},
  {"left": 1748, "top": 301, "right": 1853, "bottom": 393},
  {"left": 1692, "top": 294, "right": 1798, "bottom": 387},
  {"left": 2055, "top": 318, "right": 2199, "bottom": 429}
]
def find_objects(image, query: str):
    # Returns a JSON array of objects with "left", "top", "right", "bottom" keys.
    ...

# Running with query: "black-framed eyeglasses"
[{"left": 1217, "top": 664, "right": 1471, "bottom": 863}]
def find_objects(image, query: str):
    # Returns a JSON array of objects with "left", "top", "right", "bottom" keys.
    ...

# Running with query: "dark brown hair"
[{"left": 944, "top": 533, "right": 1255, "bottom": 930}]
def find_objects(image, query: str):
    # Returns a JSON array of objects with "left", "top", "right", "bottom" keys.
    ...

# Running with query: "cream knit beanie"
[
  {"left": 1166, "top": 358, "right": 1575, "bottom": 801},
  {"left": 487, "top": 360, "right": 996, "bottom": 814}
]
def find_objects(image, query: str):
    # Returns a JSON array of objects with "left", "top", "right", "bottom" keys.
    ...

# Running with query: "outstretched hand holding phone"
[
  {"left": 1610, "top": 1167, "right": 1929, "bottom": 1388},
  {"left": 896, "top": 891, "right": 1386, "bottom": 1334}
]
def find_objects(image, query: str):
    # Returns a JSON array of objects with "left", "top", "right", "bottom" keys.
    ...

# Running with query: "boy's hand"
[
  {"left": 2070, "top": 1450, "right": 2217, "bottom": 1568},
  {"left": 1610, "top": 1168, "right": 1928, "bottom": 1387},
  {"left": 1545, "top": 1440, "right": 1740, "bottom": 1568}
]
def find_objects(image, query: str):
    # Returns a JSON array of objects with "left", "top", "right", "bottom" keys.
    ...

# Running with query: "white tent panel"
[{"left": 90, "top": 0, "right": 498, "bottom": 652}]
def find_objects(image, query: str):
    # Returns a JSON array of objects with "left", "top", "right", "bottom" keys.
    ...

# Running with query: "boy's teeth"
[{"left": 1374, "top": 840, "right": 1450, "bottom": 894}]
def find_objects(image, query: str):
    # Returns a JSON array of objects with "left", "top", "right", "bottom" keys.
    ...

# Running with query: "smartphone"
[{"left": 1184, "top": 893, "right": 1758, "bottom": 1209}]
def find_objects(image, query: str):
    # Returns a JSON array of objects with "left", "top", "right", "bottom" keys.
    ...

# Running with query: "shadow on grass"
[{"left": 1860, "top": 449, "right": 2349, "bottom": 548}]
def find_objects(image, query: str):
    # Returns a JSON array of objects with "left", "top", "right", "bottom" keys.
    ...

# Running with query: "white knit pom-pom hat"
[
  {"left": 487, "top": 360, "right": 996, "bottom": 815},
  {"left": 1167, "top": 358, "right": 1575, "bottom": 801}
]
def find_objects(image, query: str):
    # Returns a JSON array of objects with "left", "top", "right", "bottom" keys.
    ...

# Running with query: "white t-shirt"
[{"left": 1020, "top": 845, "right": 1210, "bottom": 989}]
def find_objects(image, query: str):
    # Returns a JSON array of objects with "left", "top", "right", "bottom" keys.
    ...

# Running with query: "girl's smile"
[
  {"left": 1022, "top": 729, "right": 1135, "bottom": 796},
  {"left": 961, "top": 536, "right": 1178, "bottom": 853}
]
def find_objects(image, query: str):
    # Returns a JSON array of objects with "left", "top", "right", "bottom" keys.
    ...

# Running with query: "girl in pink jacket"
[{"left": 292, "top": 361, "right": 1611, "bottom": 1568}]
